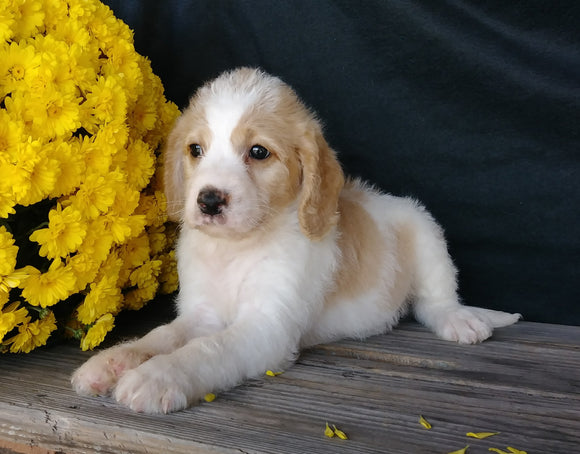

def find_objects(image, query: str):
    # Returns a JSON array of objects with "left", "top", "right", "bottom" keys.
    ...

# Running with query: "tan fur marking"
[
  {"left": 229, "top": 87, "right": 304, "bottom": 214},
  {"left": 297, "top": 126, "right": 345, "bottom": 240},
  {"left": 163, "top": 103, "right": 211, "bottom": 222},
  {"left": 331, "top": 195, "right": 386, "bottom": 300}
]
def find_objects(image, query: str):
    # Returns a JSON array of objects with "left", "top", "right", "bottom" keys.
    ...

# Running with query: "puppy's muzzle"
[{"left": 197, "top": 187, "right": 229, "bottom": 216}]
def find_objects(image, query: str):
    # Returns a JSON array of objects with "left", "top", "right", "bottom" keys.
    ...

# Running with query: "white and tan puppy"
[{"left": 72, "top": 68, "right": 520, "bottom": 413}]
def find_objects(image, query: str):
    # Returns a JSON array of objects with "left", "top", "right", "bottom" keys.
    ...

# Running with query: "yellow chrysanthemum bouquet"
[{"left": 0, "top": 0, "right": 180, "bottom": 353}]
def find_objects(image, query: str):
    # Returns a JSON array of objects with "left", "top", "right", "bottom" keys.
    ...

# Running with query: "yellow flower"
[
  {"left": 11, "top": 0, "right": 45, "bottom": 40},
  {"left": 147, "top": 225, "right": 166, "bottom": 255},
  {"left": 21, "top": 260, "right": 76, "bottom": 308},
  {"left": 0, "top": 110, "right": 24, "bottom": 156},
  {"left": 136, "top": 192, "right": 168, "bottom": 227},
  {"left": 123, "top": 284, "right": 157, "bottom": 311},
  {"left": 91, "top": 119, "right": 129, "bottom": 151},
  {"left": 0, "top": 41, "right": 41, "bottom": 97},
  {"left": 203, "top": 393, "right": 216, "bottom": 403},
  {"left": 0, "top": 266, "right": 35, "bottom": 294},
  {"left": 77, "top": 217, "right": 114, "bottom": 265},
  {"left": 67, "top": 253, "right": 100, "bottom": 294},
  {"left": 77, "top": 276, "right": 123, "bottom": 325},
  {"left": 119, "top": 234, "right": 150, "bottom": 270},
  {"left": 0, "top": 160, "right": 30, "bottom": 210},
  {"left": 0, "top": 301, "right": 29, "bottom": 341},
  {"left": 104, "top": 212, "right": 135, "bottom": 245},
  {"left": 0, "top": 5, "right": 16, "bottom": 43},
  {"left": 158, "top": 250, "right": 178, "bottom": 294},
  {"left": 30, "top": 203, "right": 87, "bottom": 259},
  {"left": 77, "top": 134, "right": 113, "bottom": 177},
  {"left": 130, "top": 90, "right": 158, "bottom": 134},
  {"left": 84, "top": 75, "right": 128, "bottom": 125},
  {"left": 30, "top": 34, "right": 78, "bottom": 88},
  {"left": 17, "top": 148, "right": 61, "bottom": 207},
  {"left": 47, "top": 139, "right": 86, "bottom": 198},
  {"left": 71, "top": 173, "right": 117, "bottom": 219},
  {"left": 0, "top": 226, "right": 18, "bottom": 276},
  {"left": 80, "top": 313, "right": 115, "bottom": 351},
  {"left": 124, "top": 139, "right": 156, "bottom": 191},
  {"left": 26, "top": 84, "right": 82, "bottom": 139},
  {"left": 5, "top": 310, "right": 57, "bottom": 353},
  {"left": 84, "top": 2, "right": 132, "bottom": 48},
  {"left": 77, "top": 256, "right": 123, "bottom": 324},
  {"left": 129, "top": 259, "right": 162, "bottom": 289},
  {"left": 50, "top": 15, "right": 91, "bottom": 49},
  {"left": 100, "top": 40, "right": 143, "bottom": 100},
  {"left": 1, "top": 0, "right": 180, "bottom": 353}
]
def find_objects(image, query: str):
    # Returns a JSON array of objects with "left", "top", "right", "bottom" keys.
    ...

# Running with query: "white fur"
[{"left": 72, "top": 68, "right": 520, "bottom": 413}]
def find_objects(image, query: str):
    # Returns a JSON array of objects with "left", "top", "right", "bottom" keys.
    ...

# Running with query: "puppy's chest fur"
[{"left": 175, "top": 206, "right": 340, "bottom": 328}]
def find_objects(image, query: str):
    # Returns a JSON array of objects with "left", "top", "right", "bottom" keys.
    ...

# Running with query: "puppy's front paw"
[
  {"left": 435, "top": 307, "right": 494, "bottom": 344},
  {"left": 114, "top": 356, "right": 189, "bottom": 414},
  {"left": 71, "top": 345, "right": 152, "bottom": 397}
]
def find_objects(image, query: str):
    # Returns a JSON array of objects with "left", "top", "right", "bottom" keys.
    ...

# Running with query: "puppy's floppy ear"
[
  {"left": 162, "top": 116, "right": 186, "bottom": 222},
  {"left": 298, "top": 121, "right": 345, "bottom": 240}
]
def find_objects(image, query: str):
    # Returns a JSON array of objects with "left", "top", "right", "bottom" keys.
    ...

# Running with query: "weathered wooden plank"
[{"left": 1, "top": 321, "right": 579, "bottom": 453}]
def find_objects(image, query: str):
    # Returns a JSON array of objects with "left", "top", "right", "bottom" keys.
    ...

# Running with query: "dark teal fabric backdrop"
[{"left": 103, "top": 0, "right": 580, "bottom": 325}]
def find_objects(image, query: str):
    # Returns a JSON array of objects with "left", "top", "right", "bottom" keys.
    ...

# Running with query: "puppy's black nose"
[{"left": 197, "top": 187, "right": 228, "bottom": 216}]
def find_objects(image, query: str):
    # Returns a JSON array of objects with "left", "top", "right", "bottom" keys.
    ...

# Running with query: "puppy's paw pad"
[
  {"left": 437, "top": 308, "right": 493, "bottom": 344},
  {"left": 114, "top": 366, "right": 188, "bottom": 414},
  {"left": 71, "top": 347, "right": 151, "bottom": 397}
]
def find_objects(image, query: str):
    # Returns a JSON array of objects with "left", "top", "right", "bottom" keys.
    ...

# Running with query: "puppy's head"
[{"left": 164, "top": 68, "right": 344, "bottom": 240}]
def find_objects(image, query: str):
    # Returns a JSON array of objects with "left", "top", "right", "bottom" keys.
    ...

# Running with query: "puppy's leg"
[
  {"left": 114, "top": 315, "right": 300, "bottom": 413},
  {"left": 71, "top": 317, "right": 196, "bottom": 397},
  {"left": 409, "top": 208, "right": 520, "bottom": 343}
]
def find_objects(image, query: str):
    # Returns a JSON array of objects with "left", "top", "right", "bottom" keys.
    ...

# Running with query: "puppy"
[{"left": 72, "top": 68, "right": 520, "bottom": 413}]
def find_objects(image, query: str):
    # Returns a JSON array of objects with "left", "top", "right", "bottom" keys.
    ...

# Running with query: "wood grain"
[{"left": 1, "top": 318, "right": 579, "bottom": 454}]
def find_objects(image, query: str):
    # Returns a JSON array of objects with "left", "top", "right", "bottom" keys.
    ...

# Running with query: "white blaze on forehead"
[{"left": 203, "top": 91, "right": 258, "bottom": 162}]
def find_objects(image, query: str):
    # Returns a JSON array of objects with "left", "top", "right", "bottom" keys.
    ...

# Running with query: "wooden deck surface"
[{"left": 1, "top": 306, "right": 579, "bottom": 454}]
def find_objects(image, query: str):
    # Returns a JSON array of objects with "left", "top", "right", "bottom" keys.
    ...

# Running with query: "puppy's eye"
[
  {"left": 249, "top": 144, "right": 270, "bottom": 160},
  {"left": 188, "top": 143, "right": 203, "bottom": 158}
]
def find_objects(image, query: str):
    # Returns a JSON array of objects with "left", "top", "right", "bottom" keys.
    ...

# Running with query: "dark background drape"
[{"left": 103, "top": 0, "right": 580, "bottom": 325}]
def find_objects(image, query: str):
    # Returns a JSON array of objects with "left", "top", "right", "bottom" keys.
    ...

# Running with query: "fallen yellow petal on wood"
[
  {"left": 506, "top": 448, "right": 527, "bottom": 454},
  {"left": 324, "top": 422, "right": 335, "bottom": 438},
  {"left": 466, "top": 432, "right": 500, "bottom": 439},
  {"left": 419, "top": 415, "right": 432, "bottom": 429},
  {"left": 447, "top": 445, "right": 470, "bottom": 454},
  {"left": 332, "top": 424, "right": 348, "bottom": 440},
  {"left": 265, "top": 370, "right": 283, "bottom": 377},
  {"left": 324, "top": 422, "right": 348, "bottom": 440},
  {"left": 203, "top": 393, "right": 216, "bottom": 402}
]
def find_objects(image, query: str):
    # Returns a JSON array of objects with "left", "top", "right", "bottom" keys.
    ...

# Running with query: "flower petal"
[
  {"left": 324, "top": 422, "right": 335, "bottom": 438},
  {"left": 332, "top": 425, "right": 348, "bottom": 440},
  {"left": 467, "top": 432, "right": 500, "bottom": 439},
  {"left": 265, "top": 370, "right": 283, "bottom": 377},
  {"left": 203, "top": 393, "right": 216, "bottom": 403},
  {"left": 419, "top": 415, "right": 432, "bottom": 429}
]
